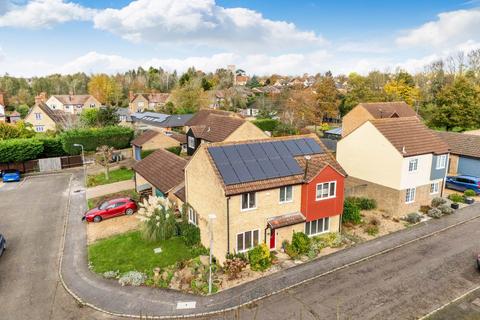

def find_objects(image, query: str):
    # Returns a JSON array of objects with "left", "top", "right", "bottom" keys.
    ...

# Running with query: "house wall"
[
  {"left": 225, "top": 121, "right": 268, "bottom": 142},
  {"left": 400, "top": 154, "right": 434, "bottom": 189},
  {"left": 135, "top": 172, "right": 150, "bottom": 191},
  {"left": 301, "top": 165, "right": 344, "bottom": 224},
  {"left": 341, "top": 106, "right": 373, "bottom": 137},
  {"left": 448, "top": 154, "right": 459, "bottom": 175},
  {"left": 129, "top": 96, "right": 149, "bottom": 113},
  {"left": 45, "top": 96, "right": 64, "bottom": 112},
  {"left": 336, "top": 121, "right": 403, "bottom": 190},
  {"left": 431, "top": 154, "right": 449, "bottom": 180},
  {"left": 24, "top": 105, "right": 56, "bottom": 132},
  {"left": 143, "top": 132, "right": 180, "bottom": 151},
  {"left": 83, "top": 96, "right": 101, "bottom": 110}
]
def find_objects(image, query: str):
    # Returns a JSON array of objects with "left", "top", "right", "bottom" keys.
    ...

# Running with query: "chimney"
[
  {"left": 0, "top": 93, "right": 4, "bottom": 106},
  {"left": 303, "top": 155, "right": 311, "bottom": 181}
]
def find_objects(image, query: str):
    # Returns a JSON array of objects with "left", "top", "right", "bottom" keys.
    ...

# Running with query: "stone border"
[{"left": 56, "top": 173, "right": 480, "bottom": 319}]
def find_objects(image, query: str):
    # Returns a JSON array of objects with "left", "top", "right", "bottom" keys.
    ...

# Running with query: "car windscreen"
[
  {"left": 3, "top": 170, "right": 18, "bottom": 174},
  {"left": 98, "top": 201, "right": 110, "bottom": 210}
]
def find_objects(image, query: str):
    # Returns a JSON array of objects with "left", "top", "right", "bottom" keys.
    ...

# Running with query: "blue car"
[
  {"left": 1, "top": 169, "right": 21, "bottom": 182},
  {"left": 445, "top": 175, "right": 480, "bottom": 195},
  {"left": 0, "top": 234, "right": 6, "bottom": 257}
]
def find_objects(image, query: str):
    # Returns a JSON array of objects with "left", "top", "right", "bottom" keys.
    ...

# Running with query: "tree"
[
  {"left": 95, "top": 145, "right": 114, "bottom": 180},
  {"left": 87, "top": 74, "right": 122, "bottom": 106},
  {"left": 315, "top": 73, "right": 340, "bottom": 122},
  {"left": 15, "top": 104, "right": 30, "bottom": 118},
  {"left": 80, "top": 109, "right": 100, "bottom": 127},
  {"left": 384, "top": 72, "right": 420, "bottom": 106},
  {"left": 98, "top": 107, "right": 120, "bottom": 126},
  {"left": 340, "top": 73, "right": 385, "bottom": 116},
  {"left": 171, "top": 80, "right": 208, "bottom": 113},
  {"left": 0, "top": 121, "right": 35, "bottom": 140},
  {"left": 282, "top": 89, "right": 317, "bottom": 128}
]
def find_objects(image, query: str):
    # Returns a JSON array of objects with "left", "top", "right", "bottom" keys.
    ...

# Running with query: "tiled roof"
[
  {"left": 370, "top": 117, "right": 449, "bottom": 157},
  {"left": 170, "top": 132, "right": 187, "bottom": 144},
  {"left": 133, "top": 149, "right": 187, "bottom": 194},
  {"left": 131, "top": 130, "right": 159, "bottom": 147},
  {"left": 191, "top": 114, "right": 245, "bottom": 142},
  {"left": 53, "top": 95, "right": 92, "bottom": 105},
  {"left": 359, "top": 101, "right": 418, "bottom": 119},
  {"left": 36, "top": 102, "right": 77, "bottom": 127},
  {"left": 185, "top": 109, "right": 239, "bottom": 126},
  {"left": 143, "top": 93, "right": 170, "bottom": 104},
  {"left": 296, "top": 153, "right": 347, "bottom": 180},
  {"left": 174, "top": 186, "right": 186, "bottom": 202},
  {"left": 160, "top": 114, "right": 194, "bottom": 127},
  {"left": 436, "top": 131, "right": 480, "bottom": 158},
  {"left": 268, "top": 212, "right": 305, "bottom": 229}
]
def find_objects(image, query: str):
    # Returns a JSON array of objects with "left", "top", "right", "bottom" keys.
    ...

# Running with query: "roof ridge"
[{"left": 205, "top": 133, "right": 319, "bottom": 148}]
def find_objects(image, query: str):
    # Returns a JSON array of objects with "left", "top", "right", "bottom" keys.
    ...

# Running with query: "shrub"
[
  {"left": 166, "top": 146, "right": 181, "bottom": 155},
  {"left": 464, "top": 189, "right": 476, "bottom": 197},
  {"left": 438, "top": 204, "right": 454, "bottom": 215},
  {"left": 291, "top": 232, "right": 311, "bottom": 255},
  {"left": 284, "top": 242, "right": 299, "bottom": 259},
  {"left": 346, "top": 197, "right": 377, "bottom": 210},
  {"left": 311, "top": 232, "right": 342, "bottom": 249},
  {"left": 420, "top": 205, "right": 431, "bottom": 214},
  {"left": 37, "top": 137, "right": 67, "bottom": 158},
  {"left": 342, "top": 200, "right": 362, "bottom": 224},
  {"left": 226, "top": 251, "right": 248, "bottom": 262},
  {"left": 248, "top": 243, "right": 272, "bottom": 271},
  {"left": 118, "top": 271, "right": 147, "bottom": 286},
  {"left": 405, "top": 212, "right": 422, "bottom": 224},
  {"left": 448, "top": 193, "right": 464, "bottom": 203},
  {"left": 0, "top": 138, "right": 43, "bottom": 162},
  {"left": 178, "top": 222, "right": 201, "bottom": 246},
  {"left": 368, "top": 217, "right": 381, "bottom": 227},
  {"left": 364, "top": 225, "right": 379, "bottom": 236},
  {"left": 431, "top": 197, "right": 447, "bottom": 207},
  {"left": 60, "top": 126, "right": 134, "bottom": 155},
  {"left": 252, "top": 118, "right": 279, "bottom": 132},
  {"left": 137, "top": 197, "right": 177, "bottom": 242},
  {"left": 103, "top": 270, "right": 119, "bottom": 279},
  {"left": 141, "top": 149, "right": 156, "bottom": 159},
  {"left": 223, "top": 257, "right": 248, "bottom": 279},
  {"left": 427, "top": 208, "right": 443, "bottom": 219}
]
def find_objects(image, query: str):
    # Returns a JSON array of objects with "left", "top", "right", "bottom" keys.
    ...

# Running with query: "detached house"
[
  {"left": 337, "top": 117, "right": 449, "bottom": 216},
  {"left": 45, "top": 94, "right": 101, "bottom": 114},
  {"left": 185, "top": 109, "right": 267, "bottom": 155},
  {"left": 437, "top": 131, "right": 480, "bottom": 177},
  {"left": 129, "top": 92, "right": 171, "bottom": 113},
  {"left": 25, "top": 102, "right": 77, "bottom": 132},
  {"left": 185, "top": 135, "right": 346, "bottom": 263}
]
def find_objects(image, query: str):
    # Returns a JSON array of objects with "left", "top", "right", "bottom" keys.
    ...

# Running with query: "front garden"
[{"left": 87, "top": 167, "right": 134, "bottom": 187}]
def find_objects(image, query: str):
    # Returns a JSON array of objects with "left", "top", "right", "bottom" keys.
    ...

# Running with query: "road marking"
[
  {"left": 418, "top": 285, "right": 480, "bottom": 319},
  {"left": 176, "top": 301, "right": 196, "bottom": 309}
]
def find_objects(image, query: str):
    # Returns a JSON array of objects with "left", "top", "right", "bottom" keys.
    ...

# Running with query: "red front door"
[{"left": 269, "top": 230, "right": 276, "bottom": 250}]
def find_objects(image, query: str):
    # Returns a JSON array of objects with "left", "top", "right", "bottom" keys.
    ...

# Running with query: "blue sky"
[{"left": 0, "top": 0, "right": 479, "bottom": 76}]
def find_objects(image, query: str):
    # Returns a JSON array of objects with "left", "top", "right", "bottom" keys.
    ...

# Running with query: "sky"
[{"left": 0, "top": 0, "right": 479, "bottom": 77}]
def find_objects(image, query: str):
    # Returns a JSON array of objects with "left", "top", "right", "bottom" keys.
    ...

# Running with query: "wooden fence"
[{"left": 0, "top": 155, "right": 83, "bottom": 173}]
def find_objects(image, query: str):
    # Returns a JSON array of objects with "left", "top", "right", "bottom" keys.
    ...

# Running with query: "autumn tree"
[
  {"left": 171, "top": 79, "right": 208, "bottom": 114},
  {"left": 315, "top": 72, "right": 340, "bottom": 122},
  {"left": 282, "top": 89, "right": 317, "bottom": 128},
  {"left": 87, "top": 74, "right": 122, "bottom": 106},
  {"left": 384, "top": 71, "right": 420, "bottom": 106},
  {"left": 95, "top": 145, "right": 114, "bottom": 180}
]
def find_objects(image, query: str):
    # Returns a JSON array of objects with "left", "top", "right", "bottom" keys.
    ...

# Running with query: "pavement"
[
  {"left": 86, "top": 179, "right": 135, "bottom": 199},
  {"left": 3, "top": 172, "right": 480, "bottom": 319}
]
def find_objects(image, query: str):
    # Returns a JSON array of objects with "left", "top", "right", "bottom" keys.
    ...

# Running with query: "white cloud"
[
  {"left": 93, "top": 0, "right": 324, "bottom": 51},
  {"left": 0, "top": 0, "right": 96, "bottom": 28},
  {"left": 396, "top": 8, "right": 480, "bottom": 48}
]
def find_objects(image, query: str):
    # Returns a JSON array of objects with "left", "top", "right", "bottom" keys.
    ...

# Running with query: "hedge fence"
[{"left": 0, "top": 139, "right": 44, "bottom": 163}]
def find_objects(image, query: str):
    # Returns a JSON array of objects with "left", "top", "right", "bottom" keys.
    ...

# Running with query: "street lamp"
[
  {"left": 73, "top": 143, "right": 86, "bottom": 186},
  {"left": 208, "top": 213, "right": 217, "bottom": 295}
]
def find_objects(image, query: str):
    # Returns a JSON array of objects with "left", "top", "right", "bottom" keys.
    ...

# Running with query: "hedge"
[
  {"left": 141, "top": 149, "right": 157, "bottom": 159},
  {"left": 0, "top": 139, "right": 44, "bottom": 163},
  {"left": 166, "top": 146, "right": 181, "bottom": 156},
  {"left": 60, "top": 126, "right": 134, "bottom": 155},
  {"left": 37, "top": 137, "right": 67, "bottom": 158},
  {"left": 252, "top": 118, "right": 279, "bottom": 132}
]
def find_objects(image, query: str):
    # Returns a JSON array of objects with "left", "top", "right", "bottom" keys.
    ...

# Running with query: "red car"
[{"left": 83, "top": 198, "right": 138, "bottom": 223}]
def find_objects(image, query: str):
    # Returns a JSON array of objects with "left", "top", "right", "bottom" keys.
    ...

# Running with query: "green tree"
[
  {"left": 384, "top": 71, "right": 420, "bottom": 106},
  {"left": 80, "top": 108, "right": 100, "bottom": 127},
  {"left": 15, "top": 104, "right": 30, "bottom": 118},
  {"left": 171, "top": 80, "right": 208, "bottom": 113}
]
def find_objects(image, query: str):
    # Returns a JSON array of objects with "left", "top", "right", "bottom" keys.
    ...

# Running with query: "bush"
[
  {"left": 405, "top": 212, "right": 422, "bottom": 224},
  {"left": 248, "top": 243, "right": 272, "bottom": 271},
  {"left": 141, "top": 149, "right": 156, "bottom": 159},
  {"left": 464, "top": 189, "right": 476, "bottom": 197},
  {"left": 137, "top": 198, "right": 177, "bottom": 242},
  {"left": 103, "top": 270, "right": 119, "bottom": 279},
  {"left": 60, "top": 126, "right": 134, "bottom": 155},
  {"left": 438, "top": 204, "right": 454, "bottom": 215},
  {"left": 177, "top": 222, "right": 201, "bottom": 246},
  {"left": 431, "top": 197, "right": 447, "bottom": 207},
  {"left": 420, "top": 205, "right": 431, "bottom": 214},
  {"left": 37, "top": 137, "right": 67, "bottom": 158},
  {"left": 291, "top": 232, "right": 311, "bottom": 255},
  {"left": 118, "top": 271, "right": 147, "bottom": 286},
  {"left": 346, "top": 197, "right": 377, "bottom": 210},
  {"left": 364, "top": 225, "right": 379, "bottom": 236},
  {"left": 252, "top": 118, "right": 279, "bottom": 132},
  {"left": 311, "top": 232, "right": 342, "bottom": 249},
  {"left": 427, "top": 208, "right": 443, "bottom": 219},
  {"left": 226, "top": 251, "right": 248, "bottom": 262},
  {"left": 448, "top": 193, "right": 464, "bottom": 203},
  {"left": 0, "top": 138, "right": 43, "bottom": 163},
  {"left": 166, "top": 146, "right": 181, "bottom": 155},
  {"left": 342, "top": 200, "right": 362, "bottom": 224},
  {"left": 223, "top": 257, "right": 248, "bottom": 279},
  {"left": 284, "top": 242, "right": 299, "bottom": 259}
]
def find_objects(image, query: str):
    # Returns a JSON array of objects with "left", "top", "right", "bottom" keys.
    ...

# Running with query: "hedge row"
[
  {"left": 252, "top": 118, "right": 279, "bottom": 132},
  {"left": 37, "top": 137, "right": 67, "bottom": 158},
  {"left": 0, "top": 139, "right": 44, "bottom": 163},
  {"left": 60, "top": 126, "right": 134, "bottom": 155}
]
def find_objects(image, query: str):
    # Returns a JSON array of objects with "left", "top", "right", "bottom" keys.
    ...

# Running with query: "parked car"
[
  {"left": 445, "top": 175, "right": 480, "bottom": 195},
  {"left": 0, "top": 234, "right": 6, "bottom": 257},
  {"left": 82, "top": 197, "right": 137, "bottom": 223},
  {"left": 2, "top": 169, "right": 21, "bottom": 182}
]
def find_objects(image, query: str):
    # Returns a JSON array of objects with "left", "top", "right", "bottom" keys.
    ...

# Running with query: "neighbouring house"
[
  {"left": 45, "top": 94, "right": 101, "bottom": 115},
  {"left": 323, "top": 127, "right": 342, "bottom": 140},
  {"left": 7, "top": 111, "right": 21, "bottom": 123},
  {"left": 116, "top": 108, "right": 133, "bottom": 127},
  {"left": 239, "top": 107, "right": 259, "bottom": 119},
  {"left": 131, "top": 129, "right": 187, "bottom": 161},
  {"left": 133, "top": 148, "right": 187, "bottom": 209},
  {"left": 184, "top": 135, "right": 346, "bottom": 263},
  {"left": 128, "top": 92, "right": 171, "bottom": 113},
  {"left": 337, "top": 117, "right": 450, "bottom": 216},
  {"left": 131, "top": 111, "right": 193, "bottom": 132},
  {"left": 185, "top": 110, "right": 267, "bottom": 156},
  {"left": 342, "top": 101, "right": 418, "bottom": 137},
  {"left": 25, "top": 102, "right": 77, "bottom": 132},
  {"left": 437, "top": 131, "right": 480, "bottom": 177}
]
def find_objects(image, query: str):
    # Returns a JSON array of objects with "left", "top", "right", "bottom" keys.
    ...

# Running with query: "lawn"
[
  {"left": 87, "top": 189, "right": 138, "bottom": 209},
  {"left": 88, "top": 231, "right": 199, "bottom": 274},
  {"left": 87, "top": 168, "right": 134, "bottom": 187}
]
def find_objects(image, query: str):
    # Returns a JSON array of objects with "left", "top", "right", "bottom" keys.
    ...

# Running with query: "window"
[
  {"left": 305, "top": 217, "right": 330, "bottom": 236},
  {"left": 405, "top": 188, "right": 416, "bottom": 203},
  {"left": 90, "top": 103, "right": 96, "bottom": 108},
  {"left": 436, "top": 154, "right": 447, "bottom": 169},
  {"left": 316, "top": 181, "right": 336, "bottom": 200},
  {"left": 408, "top": 159, "right": 418, "bottom": 172},
  {"left": 35, "top": 125, "right": 44, "bottom": 132},
  {"left": 241, "top": 192, "right": 256, "bottom": 210},
  {"left": 236, "top": 230, "right": 259, "bottom": 252},
  {"left": 35, "top": 112, "right": 42, "bottom": 120},
  {"left": 188, "top": 208, "right": 198, "bottom": 226},
  {"left": 430, "top": 182, "right": 440, "bottom": 194},
  {"left": 138, "top": 102, "right": 144, "bottom": 108},
  {"left": 188, "top": 136, "right": 195, "bottom": 149},
  {"left": 115, "top": 202, "right": 126, "bottom": 208},
  {"left": 279, "top": 186, "right": 293, "bottom": 203}
]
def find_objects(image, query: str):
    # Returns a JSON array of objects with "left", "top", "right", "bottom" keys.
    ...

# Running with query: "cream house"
[
  {"left": 131, "top": 129, "right": 187, "bottom": 161},
  {"left": 25, "top": 102, "right": 77, "bottom": 132},
  {"left": 45, "top": 94, "right": 101, "bottom": 114},
  {"left": 129, "top": 93, "right": 171, "bottom": 113},
  {"left": 337, "top": 117, "right": 449, "bottom": 216}
]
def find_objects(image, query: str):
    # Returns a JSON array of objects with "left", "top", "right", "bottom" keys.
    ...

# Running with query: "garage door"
[{"left": 458, "top": 156, "right": 480, "bottom": 177}]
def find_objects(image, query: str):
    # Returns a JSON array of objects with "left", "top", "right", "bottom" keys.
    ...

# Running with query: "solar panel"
[
  {"left": 209, "top": 147, "right": 229, "bottom": 164},
  {"left": 232, "top": 161, "right": 254, "bottom": 183},
  {"left": 305, "top": 138, "right": 322, "bottom": 153},
  {"left": 248, "top": 143, "right": 268, "bottom": 160},
  {"left": 244, "top": 160, "right": 267, "bottom": 180},
  {"left": 258, "top": 159, "right": 279, "bottom": 178},
  {"left": 222, "top": 145, "right": 242, "bottom": 163},
  {"left": 261, "top": 142, "right": 280, "bottom": 159},
  {"left": 271, "top": 141, "right": 291, "bottom": 156},
  {"left": 270, "top": 158, "right": 289, "bottom": 176},
  {"left": 283, "top": 140, "right": 302, "bottom": 156},
  {"left": 236, "top": 144, "right": 255, "bottom": 161},
  {"left": 283, "top": 157, "right": 303, "bottom": 174},
  {"left": 295, "top": 138, "right": 313, "bottom": 154},
  {"left": 217, "top": 163, "right": 239, "bottom": 184}
]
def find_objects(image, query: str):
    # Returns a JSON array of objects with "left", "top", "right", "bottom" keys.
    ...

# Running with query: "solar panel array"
[{"left": 208, "top": 138, "right": 323, "bottom": 185}]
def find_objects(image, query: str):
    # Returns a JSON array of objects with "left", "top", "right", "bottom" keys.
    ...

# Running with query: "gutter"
[{"left": 226, "top": 196, "right": 231, "bottom": 255}]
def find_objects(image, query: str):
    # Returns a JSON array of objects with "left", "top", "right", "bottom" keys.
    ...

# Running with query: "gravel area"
[{"left": 86, "top": 215, "right": 141, "bottom": 244}]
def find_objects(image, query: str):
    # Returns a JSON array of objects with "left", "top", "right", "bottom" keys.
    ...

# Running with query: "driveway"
[{"left": 0, "top": 174, "right": 110, "bottom": 320}]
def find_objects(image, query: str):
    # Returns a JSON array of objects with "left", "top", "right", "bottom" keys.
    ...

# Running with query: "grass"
[
  {"left": 87, "top": 168, "right": 134, "bottom": 187},
  {"left": 87, "top": 189, "right": 138, "bottom": 209},
  {"left": 88, "top": 231, "right": 199, "bottom": 274}
]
